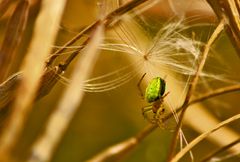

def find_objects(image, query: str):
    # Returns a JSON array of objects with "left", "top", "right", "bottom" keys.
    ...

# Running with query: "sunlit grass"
[{"left": 0, "top": 0, "right": 239, "bottom": 162}]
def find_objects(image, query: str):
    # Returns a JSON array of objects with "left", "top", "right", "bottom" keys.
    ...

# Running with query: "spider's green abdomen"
[{"left": 145, "top": 77, "right": 166, "bottom": 103}]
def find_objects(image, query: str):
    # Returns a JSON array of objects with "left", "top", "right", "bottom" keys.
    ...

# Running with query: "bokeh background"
[{"left": 0, "top": 0, "right": 240, "bottom": 162}]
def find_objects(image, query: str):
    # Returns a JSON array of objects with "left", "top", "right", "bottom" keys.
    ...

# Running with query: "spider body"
[
  {"left": 138, "top": 75, "right": 168, "bottom": 126},
  {"left": 145, "top": 77, "right": 166, "bottom": 103}
]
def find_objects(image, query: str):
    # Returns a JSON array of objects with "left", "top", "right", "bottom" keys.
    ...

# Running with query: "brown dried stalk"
[
  {"left": 206, "top": 0, "right": 240, "bottom": 55},
  {"left": 0, "top": 0, "right": 154, "bottom": 106},
  {"left": 0, "top": 0, "right": 29, "bottom": 82},
  {"left": 0, "top": 66, "right": 64, "bottom": 111},
  {"left": 46, "top": 0, "right": 150, "bottom": 67},
  {"left": 0, "top": 0, "right": 67, "bottom": 159},
  {"left": 86, "top": 84, "right": 240, "bottom": 162},
  {"left": 0, "top": 0, "right": 13, "bottom": 19},
  {"left": 235, "top": 0, "right": 240, "bottom": 13},
  {"left": 0, "top": 0, "right": 154, "bottom": 132},
  {"left": 189, "top": 84, "right": 240, "bottom": 105},
  {"left": 0, "top": 72, "right": 22, "bottom": 109},
  {"left": 171, "top": 113, "right": 240, "bottom": 162},
  {"left": 28, "top": 22, "right": 104, "bottom": 162},
  {"left": 0, "top": 0, "right": 154, "bottom": 130},
  {"left": 200, "top": 138, "right": 240, "bottom": 162},
  {"left": 167, "top": 18, "right": 225, "bottom": 161},
  {"left": 86, "top": 124, "right": 157, "bottom": 162},
  {"left": 2, "top": 0, "right": 155, "bottom": 109}
]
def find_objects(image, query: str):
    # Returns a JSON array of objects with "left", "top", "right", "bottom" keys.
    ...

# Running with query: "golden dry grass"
[{"left": 0, "top": 1, "right": 239, "bottom": 162}]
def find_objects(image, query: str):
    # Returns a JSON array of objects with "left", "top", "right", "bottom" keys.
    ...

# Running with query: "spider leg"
[
  {"left": 154, "top": 104, "right": 166, "bottom": 129},
  {"left": 161, "top": 91, "right": 170, "bottom": 99},
  {"left": 142, "top": 105, "right": 152, "bottom": 119},
  {"left": 137, "top": 73, "right": 146, "bottom": 99}
]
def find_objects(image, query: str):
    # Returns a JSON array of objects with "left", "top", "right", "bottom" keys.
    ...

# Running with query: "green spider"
[{"left": 138, "top": 74, "right": 169, "bottom": 126}]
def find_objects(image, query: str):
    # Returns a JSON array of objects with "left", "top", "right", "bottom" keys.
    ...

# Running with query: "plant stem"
[
  {"left": 0, "top": 0, "right": 29, "bottom": 82},
  {"left": 28, "top": 23, "right": 104, "bottom": 162},
  {"left": 86, "top": 84, "right": 240, "bottom": 162},
  {"left": 0, "top": 0, "right": 12, "bottom": 18},
  {"left": 0, "top": 0, "right": 67, "bottom": 158},
  {"left": 46, "top": 0, "right": 150, "bottom": 67},
  {"left": 200, "top": 138, "right": 240, "bottom": 162},
  {"left": 189, "top": 84, "right": 240, "bottom": 105},
  {"left": 167, "top": 19, "right": 225, "bottom": 161},
  {"left": 171, "top": 114, "right": 240, "bottom": 162},
  {"left": 206, "top": 0, "right": 240, "bottom": 55},
  {"left": 86, "top": 124, "right": 157, "bottom": 162}
]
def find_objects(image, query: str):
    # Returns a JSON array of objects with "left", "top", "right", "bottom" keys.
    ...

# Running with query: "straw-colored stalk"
[
  {"left": 28, "top": 23, "right": 104, "bottom": 162},
  {"left": 0, "top": 0, "right": 67, "bottom": 158},
  {"left": 171, "top": 113, "right": 240, "bottom": 162},
  {"left": 86, "top": 84, "right": 240, "bottom": 161}
]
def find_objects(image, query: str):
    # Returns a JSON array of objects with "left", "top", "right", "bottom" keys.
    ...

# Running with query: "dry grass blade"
[
  {"left": 0, "top": 0, "right": 67, "bottom": 159},
  {"left": 235, "top": 0, "right": 240, "bottom": 13},
  {"left": 0, "top": 72, "right": 21, "bottom": 110},
  {"left": 47, "top": 0, "right": 150, "bottom": 66},
  {"left": 171, "top": 113, "right": 240, "bottom": 162},
  {"left": 86, "top": 124, "right": 156, "bottom": 162},
  {"left": 221, "top": 0, "right": 240, "bottom": 55},
  {"left": 200, "top": 138, "right": 240, "bottom": 162},
  {"left": 0, "top": 0, "right": 153, "bottom": 137},
  {"left": 36, "top": 66, "right": 63, "bottom": 100},
  {"left": 28, "top": 23, "right": 104, "bottom": 162},
  {"left": 87, "top": 138, "right": 139, "bottom": 162},
  {"left": 0, "top": 0, "right": 29, "bottom": 82},
  {"left": 0, "top": 0, "right": 13, "bottom": 18},
  {"left": 0, "top": 66, "right": 64, "bottom": 110},
  {"left": 189, "top": 84, "right": 240, "bottom": 105},
  {"left": 206, "top": 0, "right": 240, "bottom": 55},
  {"left": 167, "top": 19, "right": 225, "bottom": 161},
  {"left": 86, "top": 84, "right": 240, "bottom": 162},
  {"left": 221, "top": 0, "right": 240, "bottom": 40},
  {"left": 0, "top": 65, "right": 63, "bottom": 137}
]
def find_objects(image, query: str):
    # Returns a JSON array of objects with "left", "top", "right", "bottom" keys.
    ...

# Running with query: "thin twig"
[
  {"left": 0, "top": 0, "right": 12, "bottom": 19},
  {"left": 189, "top": 84, "right": 240, "bottom": 105},
  {"left": 28, "top": 22, "right": 104, "bottom": 162},
  {"left": 171, "top": 113, "right": 240, "bottom": 162},
  {"left": 0, "top": 0, "right": 67, "bottom": 159},
  {"left": 0, "top": 72, "right": 22, "bottom": 109},
  {"left": 221, "top": 0, "right": 240, "bottom": 41},
  {"left": 46, "top": 0, "right": 150, "bottom": 67},
  {"left": 0, "top": 0, "right": 29, "bottom": 82},
  {"left": 0, "top": 65, "right": 64, "bottom": 110},
  {"left": 164, "top": 84, "right": 240, "bottom": 120},
  {"left": 206, "top": 0, "right": 240, "bottom": 55},
  {"left": 167, "top": 19, "right": 225, "bottom": 161},
  {"left": 86, "top": 124, "right": 157, "bottom": 162},
  {"left": 86, "top": 84, "right": 240, "bottom": 162},
  {"left": 221, "top": 0, "right": 240, "bottom": 56},
  {"left": 0, "top": 0, "right": 153, "bottom": 130},
  {"left": 0, "top": 0, "right": 150, "bottom": 111},
  {"left": 235, "top": 0, "right": 240, "bottom": 13},
  {"left": 200, "top": 138, "right": 240, "bottom": 162}
]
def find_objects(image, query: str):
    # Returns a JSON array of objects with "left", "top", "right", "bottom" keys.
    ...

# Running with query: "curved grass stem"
[
  {"left": 206, "top": 0, "right": 240, "bottom": 55},
  {"left": 171, "top": 114, "right": 240, "bottom": 162},
  {"left": 85, "top": 84, "right": 240, "bottom": 162},
  {"left": 199, "top": 138, "right": 240, "bottom": 162},
  {"left": 86, "top": 124, "right": 157, "bottom": 162},
  {"left": 167, "top": 18, "right": 225, "bottom": 162},
  {"left": 46, "top": 0, "right": 150, "bottom": 67},
  {"left": 0, "top": 0, "right": 67, "bottom": 159},
  {"left": 28, "top": 23, "right": 104, "bottom": 162}
]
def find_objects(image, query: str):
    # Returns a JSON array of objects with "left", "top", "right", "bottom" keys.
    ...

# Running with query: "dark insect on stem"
[
  {"left": 0, "top": 72, "right": 22, "bottom": 110},
  {"left": 0, "top": 66, "right": 64, "bottom": 110}
]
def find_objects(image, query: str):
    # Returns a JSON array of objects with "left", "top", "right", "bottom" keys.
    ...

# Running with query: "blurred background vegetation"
[{"left": 0, "top": 0, "right": 240, "bottom": 162}]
